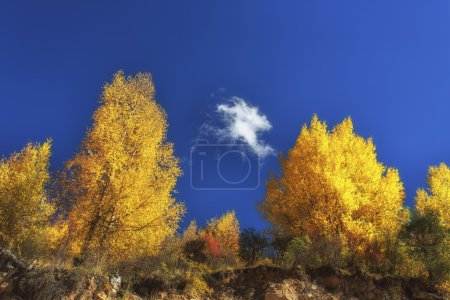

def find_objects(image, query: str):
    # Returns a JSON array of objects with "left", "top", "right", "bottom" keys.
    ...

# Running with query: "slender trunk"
[
  {"left": 78, "top": 214, "right": 101, "bottom": 264},
  {"left": 78, "top": 168, "right": 112, "bottom": 264}
]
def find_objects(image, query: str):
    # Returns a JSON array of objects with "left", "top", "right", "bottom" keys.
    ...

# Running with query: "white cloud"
[{"left": 202, "top": 97, "right": 275, "bottom": 158}]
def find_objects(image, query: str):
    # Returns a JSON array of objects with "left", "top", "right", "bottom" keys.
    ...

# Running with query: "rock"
[
  {"left": 26, "top": 260, "right": 36, "bottom": 271},
  {"left": 264, "top": 280, "right": 298, "bottom": 300},
  {"left": 0, "top": 279, "right": 14, "bottom": 296},
  {"left": 264, "top": 291, "right": 292, "bottom": 300},
  {"left": 263, "top": 279, "right": 335, "bottom": 300},
  {"left": 110, "top": 273, "right": 121, "bottom": 295}
]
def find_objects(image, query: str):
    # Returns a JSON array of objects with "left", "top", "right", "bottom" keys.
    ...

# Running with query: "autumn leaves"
[
  {"left": 0, "top": 72, "right": 184, "bottom": 262},
  {"left": 260, "top": 115, "right": 409, "bottom": 262},
  {"left": 61, "top": 72, "right": 184, "bottom": 262},
  {"left": 0, "top": 72, "right": 448, "bottom": 277},
  {"left": 260, "top": 115, "right": 449, "bottom": 282},
  {"left": 0, "top": 141, "right": 53, "bottom": 255}
]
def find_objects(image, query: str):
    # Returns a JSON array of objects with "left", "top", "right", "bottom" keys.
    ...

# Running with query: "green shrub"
[
  {"left": 400, "top": 210, "right": 450, "bottom": 285},
  {"left": 281, "top": 236, "right": 320, "bottom": 268},
  {"left": 379, "top": 237, "right": 426, "bottom": 278}
]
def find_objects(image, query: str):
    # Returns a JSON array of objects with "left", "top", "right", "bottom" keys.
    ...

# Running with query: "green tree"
[
  {"left": 400, "top": 210, "right": 450, "bottom": 285},
  {"left": 239, "top": 228, "right": 268, "bottom": 266}
]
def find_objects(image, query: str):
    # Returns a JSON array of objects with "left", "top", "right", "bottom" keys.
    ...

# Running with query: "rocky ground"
[{"left": 1, "top": 248, "right": 448, "bottom": 300}]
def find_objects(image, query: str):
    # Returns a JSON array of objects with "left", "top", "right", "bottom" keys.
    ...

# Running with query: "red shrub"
[{"left": 203, "top": 234, "right": 221, "bottom": 257}]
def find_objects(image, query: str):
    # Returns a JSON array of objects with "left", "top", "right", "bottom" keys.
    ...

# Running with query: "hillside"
[{"left": 1, "top": 248, "right": 448, "bottom": 300}]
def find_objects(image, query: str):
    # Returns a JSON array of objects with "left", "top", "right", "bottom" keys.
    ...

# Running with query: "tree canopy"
[
  {"left": 416, "top": 163, "right": 450, "bottom": 228},
  {"left": 61, "top": 72, "right": 184, "bottom": 261},
  {"left": 260, "top": 115, "right": 408, "bottom": 261},
  {"left": 0, "top": 141, "right": 54, "bottom": 254}
]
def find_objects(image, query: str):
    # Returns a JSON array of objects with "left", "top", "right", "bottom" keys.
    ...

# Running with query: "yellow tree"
[
  {"left": 260, "top": 115, "right": 407, "bottom": 262},
  {"left": 205, "top": 211, "right": 240, "bottom": 256},
  {"left": 182, "top": 220, "right": 199, "bottom": 244},
  {"left": 0, "top": 141, "right": 54, "bottom": 254},
  {"left": 62, "top": 71, "right": 184, "bottom": 262},
  {"left": 415, "top": 163, "right": 450, "bottom": 228}
]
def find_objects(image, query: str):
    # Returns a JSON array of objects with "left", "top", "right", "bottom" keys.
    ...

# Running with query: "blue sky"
[{"left": 1, "top": 1, "right": 449, "bottom": 230}]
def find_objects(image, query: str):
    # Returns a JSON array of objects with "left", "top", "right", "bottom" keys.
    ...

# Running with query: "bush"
[
  {"left": 182, "top": 216, "right": 240, "bottom": 269},
  {"left": 183, "top": 238, "right": 207, "bottom": 263},
  {"left": 204, "top": 211, "right": 240, "bottom": 261},
  {"left": 184, "top": 263, "right": 212, "bottom": 298},
  {"left": 117, "top": 235, "right": 186, "bottom": 294},
  {"left": 281, "top": 236, "right": 320, "bottom": 268},
  {"left": 203, "top": 234, "right": 221, "bottom": 258},
  {"left": 312, "top": 235, "right": 345, "bottom": 267},
  {"left": 377, "top": 237, "right": 426, "bottom": 278},
  {"left": 400, "top": 210, "right": 450, "bottom": 285},
  {"left": 269, "top": 234, "right": 292, "bottom": 264},
  {"left": 239, "top": 227, "right": 268, "bottom": 266}
]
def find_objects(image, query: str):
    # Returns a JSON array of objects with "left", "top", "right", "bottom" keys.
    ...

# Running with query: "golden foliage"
[
  {"left": 46, "top": 217, "right": 70, "bottom": 252},
  {"left": 205, "top": 211, "right": 240, "bottom": 256},
  {"left": 184, "top": 262, "right": 212, "bottom": 297},
  {"left": 182, "top": 220, "right": 199, "bottom": 244},
  {"left": 0, "top": 141, "right": 54, "bottom": 253},
  {"left": 60, "top": 71, "right": 184, "bottom": 261},
  {"left": 260, "top": 115, "right": 408, "bottom": 259},
  {"left": 415, "top": 163, "right": 450, "bottom": 228}
]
